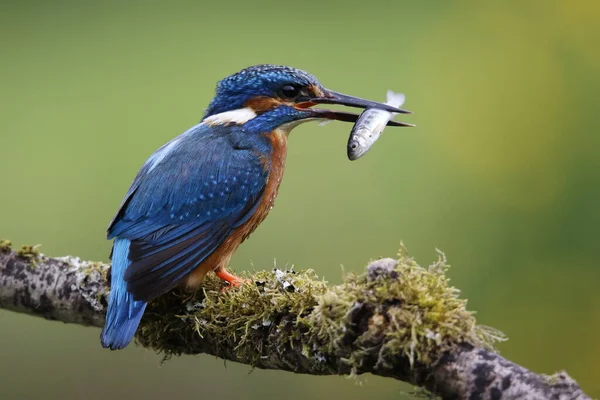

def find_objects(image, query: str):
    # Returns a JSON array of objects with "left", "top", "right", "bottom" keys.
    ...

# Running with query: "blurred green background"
[{"left": 1, "top": 0, "right": 599, "bottom": 398}]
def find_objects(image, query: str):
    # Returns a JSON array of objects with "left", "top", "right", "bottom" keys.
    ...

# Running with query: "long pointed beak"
[
  {"left": 312, "top": 90, "right": 412, "bottom": 114},
  {"left": 311, "top": 109, "right": 415, "bottom": 127},
  {"left": 304, "top": 89, "right": 414, "bottom": 126}
]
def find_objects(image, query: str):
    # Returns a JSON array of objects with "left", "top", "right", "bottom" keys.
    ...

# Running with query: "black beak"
[
  {"left": 310, "top": 110, "right": 415, "bottom": 127},
  {"left": 306, "top": 89, "right": 414, "bottom": 127},
  {"left": 312, "top": 90, "right": 412, "bottom": 114}
]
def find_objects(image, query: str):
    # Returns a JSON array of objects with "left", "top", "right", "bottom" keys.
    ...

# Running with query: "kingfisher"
[{"left": 100, "top": 64, "right": 412, "bottom": 350}]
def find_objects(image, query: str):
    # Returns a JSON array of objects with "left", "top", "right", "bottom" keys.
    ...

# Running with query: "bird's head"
[{"left": 202, "top": 64, "right": 412, "bottom": 132}]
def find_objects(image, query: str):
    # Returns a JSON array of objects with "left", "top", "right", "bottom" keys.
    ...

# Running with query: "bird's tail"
[{"left": 100, "top": 238, "right": 147, "bottom": 350}]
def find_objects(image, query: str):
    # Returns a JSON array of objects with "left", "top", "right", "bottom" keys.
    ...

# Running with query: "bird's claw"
[{"left": 215, "top": 268, "right": 249, "bottom": 292}]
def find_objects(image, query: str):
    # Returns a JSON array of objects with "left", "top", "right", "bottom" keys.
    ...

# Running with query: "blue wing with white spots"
[{"left": 107, "top": 123, "right": 269, "bottom": 301}]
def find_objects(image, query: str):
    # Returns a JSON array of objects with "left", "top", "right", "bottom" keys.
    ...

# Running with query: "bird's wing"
[{"left": 107, "top": 124, "right": 268, "bottom": 301}]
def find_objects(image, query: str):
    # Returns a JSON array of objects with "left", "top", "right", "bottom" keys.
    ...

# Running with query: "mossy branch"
[{"left": 0, "top": 239, "right": 591, "bottom": 400}]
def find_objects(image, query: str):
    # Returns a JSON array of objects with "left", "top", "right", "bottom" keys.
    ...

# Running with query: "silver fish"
[{"left": 347, "top": 90, "right": 412, "bottom": 160}]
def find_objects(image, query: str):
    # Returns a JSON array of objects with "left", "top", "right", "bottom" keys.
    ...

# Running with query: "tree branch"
[{"left": 0, "top": 239, "right": 591, "bottom": 400}]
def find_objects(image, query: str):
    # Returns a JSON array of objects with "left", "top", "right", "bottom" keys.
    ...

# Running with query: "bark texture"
[{"left": 0, "top": 241, "right": 591, "bottom": 400}]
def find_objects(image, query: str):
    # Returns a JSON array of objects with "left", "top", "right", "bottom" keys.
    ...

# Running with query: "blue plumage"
[
  {"left": 107, "top": 123, "right": 270, "bottom": 301},
  {"left": 101, "top": 64, "right": 412, "bottom": 350},
  {"left": 101, "top": 123, "right": 270, "bottom": 350},
  {"left": 101, "top": 238, "right": 147, "bottom": 350},
  {"left": 204, "top": 65, "right": 319, "bottom": 117}
]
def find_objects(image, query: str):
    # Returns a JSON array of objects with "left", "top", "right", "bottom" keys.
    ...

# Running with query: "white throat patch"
[{"left": 203, "top": 107, "right": 257, "bottom": 126}]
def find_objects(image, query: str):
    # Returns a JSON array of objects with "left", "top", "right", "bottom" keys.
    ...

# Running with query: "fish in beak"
[{"left": 306, "top": 89, "right": 414, "bottom": 127}]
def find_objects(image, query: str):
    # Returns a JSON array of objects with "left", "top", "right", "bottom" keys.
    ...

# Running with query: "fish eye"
[{"left": 280, "top": 85, "right": 301, "bottom": 99}]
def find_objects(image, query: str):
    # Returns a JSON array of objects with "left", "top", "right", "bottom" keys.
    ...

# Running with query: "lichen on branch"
[
  {"left": 0, "top": 239, "right": 591, "bottom": 400},
  {"left": 137, "top": 245, "right": 504, "bottom": 382}
]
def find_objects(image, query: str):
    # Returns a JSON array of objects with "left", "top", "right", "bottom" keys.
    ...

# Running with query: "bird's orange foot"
[{"left": 215, "top": 269, "right": 248, "bottom": 292}]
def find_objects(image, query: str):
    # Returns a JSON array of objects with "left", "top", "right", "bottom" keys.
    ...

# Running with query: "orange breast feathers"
[{"left": 184, "top": 129, "right": 289, "bottom": 288}]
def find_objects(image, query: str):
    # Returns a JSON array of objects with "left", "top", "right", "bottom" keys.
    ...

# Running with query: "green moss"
[
  {"left": 139, "top": 268, "right": 329, "bottom": 364},
  {"left": 137, "top": 245, "right": 506, "bottom": 375},
  {"left": 0, "top": 239, "right": 12, "bottom": 253},
  {"left": 311, "top": 246, "right": 506, "bottom": 373},
  {"left": 80, "top": 261, "right": 110, "bottom": 282},
  {"left": 82, "top": 260, "right": 110, "bottom": 302},
  {"left": 544, "top": 373, "right": 560, "bottom": 385},
  {"left": 16, "top": 244, "right": 42, "bottom": 266}
]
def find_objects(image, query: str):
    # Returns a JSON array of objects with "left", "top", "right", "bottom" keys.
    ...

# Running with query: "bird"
[{"left": 100, "top": 64, "right": 412, "bottom": 350}]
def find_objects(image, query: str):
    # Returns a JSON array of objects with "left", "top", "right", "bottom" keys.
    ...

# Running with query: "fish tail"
[{"left": 385, "top": 90, "right": 406, "bottom": 109}]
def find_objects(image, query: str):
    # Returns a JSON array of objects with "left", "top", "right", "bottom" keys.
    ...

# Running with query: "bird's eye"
[{"left": 281, "top": 85, "right": 300, "bottom": 99}]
